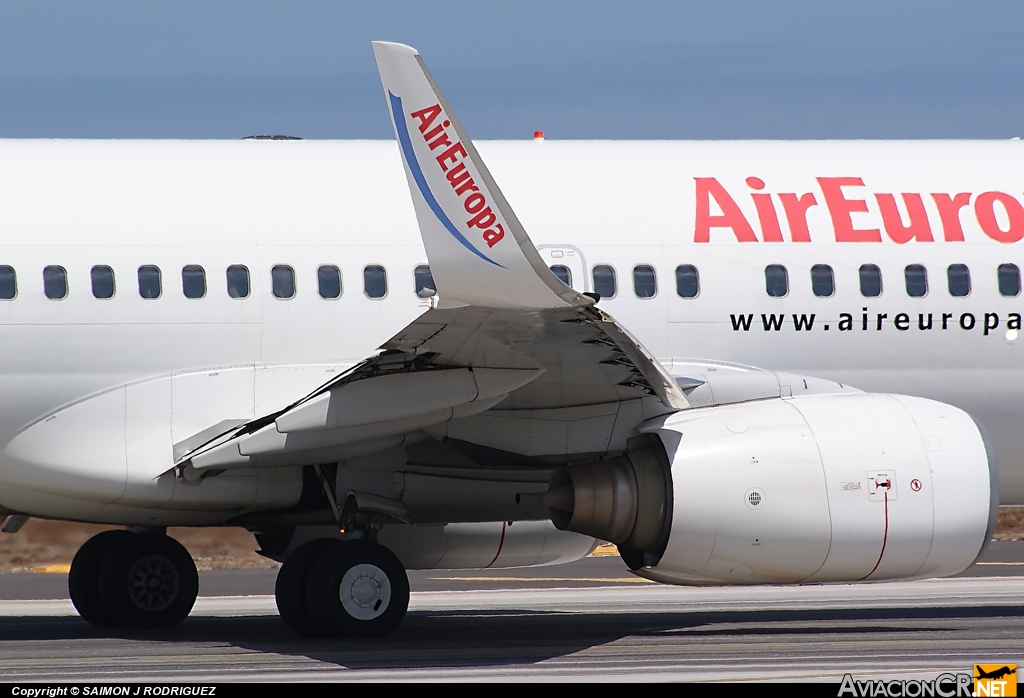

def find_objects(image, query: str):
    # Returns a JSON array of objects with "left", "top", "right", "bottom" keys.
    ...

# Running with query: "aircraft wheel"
[
  {"left": 275, "top": 539, "right": 334, "bottom": 637},
  {"left": 98, "top": 532, "right": 199, "bottom": 629},
  {"left": 306, "top": 540, "right": 410, "bottom": 638},
  {"left": 69, "top": 529, "right": 133, "bottom": 627}
]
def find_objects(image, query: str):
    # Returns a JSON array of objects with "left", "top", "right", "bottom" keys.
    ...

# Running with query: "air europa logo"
[
  {"left": 409, "top": 103, "right": 505, "bottom": 250},
  {"left": 696, "top": 177, "right": 1024, "bottom": 244}
]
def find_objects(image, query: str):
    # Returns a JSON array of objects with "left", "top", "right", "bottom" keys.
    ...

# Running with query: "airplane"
[
  {"left": 976, "top": 667, "right": 1017, "bottom": 681},
  {"left": 0, "top": 40, "right": 1009, "bottom": 637}
]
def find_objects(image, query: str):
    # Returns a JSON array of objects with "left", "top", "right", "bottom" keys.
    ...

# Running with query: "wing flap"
[{"left": 172, "top": 42, "right": 686, "bottom": 476}]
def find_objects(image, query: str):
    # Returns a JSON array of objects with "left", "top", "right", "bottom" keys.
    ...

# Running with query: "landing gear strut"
[
  {"left": 276, "top": 539, "right": 410, "bottom": 638},
  {"left": 69, "top": 530, "right": 199, "bottom": 629}
]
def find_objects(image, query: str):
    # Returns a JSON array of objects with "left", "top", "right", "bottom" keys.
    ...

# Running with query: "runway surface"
[{"left": 0, "top": 542, "right": 1021, "bottom": 682}]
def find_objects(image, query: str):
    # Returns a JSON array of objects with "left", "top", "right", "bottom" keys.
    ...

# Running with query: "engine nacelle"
[
  {"left": 544, "top": 393, "right": 997, "bottom": 584},
  {"left": 645, "top": 393, "right": 997, "bottom": 584}
]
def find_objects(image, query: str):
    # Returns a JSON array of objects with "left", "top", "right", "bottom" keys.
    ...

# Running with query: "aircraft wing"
[{"left": 174, "top": 42, "right": 686, "bottom": 475}]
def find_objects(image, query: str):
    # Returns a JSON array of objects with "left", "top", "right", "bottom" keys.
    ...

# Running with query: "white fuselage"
[{"left": 0, "top": 138, "right": 1021, "bottom": 522}]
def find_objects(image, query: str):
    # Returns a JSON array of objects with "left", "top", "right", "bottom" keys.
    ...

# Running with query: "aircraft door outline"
[{"left": 537, "top": 244, "right": 588, "bottom": 294}]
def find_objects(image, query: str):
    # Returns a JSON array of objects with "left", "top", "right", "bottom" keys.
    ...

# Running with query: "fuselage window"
[
  {"left": 226, "top": 265, "right": 250, "bottom": 299},
  {"left": 550, "top": 265, "right": 572, "bottom": 287},
  {"left": 811, "top": 264, "right": 834, "bottom": 297},
  {"left": 0, "top": 266, "right": 17, "bottom": 300},
  {"left": 364, "top": 264, "right": 387, "bottom": 299},
  {"left": 859, "top": 264, "right": 882, "bottom": 297},
  {"left": 138, "top": 265, "right": 161, "bottom": 299},
  {"left": 905, "top": 264, "right": 928, "bottom": 297},
  {"left": 675, "top": 264, "right": 699, "bottom": 298},
  {"left": 182, "top": 265, "right": 206, "bottom": 299},
  {"left": 592, "top": 265, "right": 617, "bottom": 299},
  {"left": 633, "top": 264, "right": 657, "bottom": 299},
  {"left": 271, "top": 265, "right": 295, "bottom": 300},
  {"left": 414, "top": 264, "right": 436, "bottom": 297},
  {"left": 43, "top": 265, "right": 67, "bottom": 300},
  {"left": 318, "top": 265, "right": 342, "bottom": 299},
  {"left": 91, "top": 265, "right": 115, "bottom": 299},
  {"left": 998, "top": 263, "right": 1021, "bottom": 297},
  {"left": 764, "top": 264, "right": 788, "bottom": 298},
  {"left": 947, "top": 264, "right": 971, "bottom": 297}
]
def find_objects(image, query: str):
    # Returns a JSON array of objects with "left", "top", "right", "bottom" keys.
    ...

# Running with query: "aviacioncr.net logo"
[{"left": 838, "top": 672, "right": 974, "bottom": 697}]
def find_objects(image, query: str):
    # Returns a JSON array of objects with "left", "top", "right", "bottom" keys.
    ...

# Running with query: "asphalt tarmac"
[{"left": 0, "top": 542, "right": 1021, "bottom": 682}]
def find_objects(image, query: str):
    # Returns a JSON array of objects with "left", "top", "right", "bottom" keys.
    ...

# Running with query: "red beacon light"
[{"left": 533, "top": 131, "right": 544, "bottom": 141}]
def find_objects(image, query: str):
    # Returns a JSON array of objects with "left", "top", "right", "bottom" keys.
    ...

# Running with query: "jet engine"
[{"left": 543, "top": 392, "right": 998, "bottom": 584}]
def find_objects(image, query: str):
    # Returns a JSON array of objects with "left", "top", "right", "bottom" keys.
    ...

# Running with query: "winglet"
[{"left": 372, "top": 41, "right": 589, "bottom": 310}]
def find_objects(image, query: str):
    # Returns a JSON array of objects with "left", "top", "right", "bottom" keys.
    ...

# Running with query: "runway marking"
[
  {"left": 975, "top": 562, "right": 1024, "bottom": 566},
  {"left": 427, "top": 576, "right": 654, "bottom": 583}
]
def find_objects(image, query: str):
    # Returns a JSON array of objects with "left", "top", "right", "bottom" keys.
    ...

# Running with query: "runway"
[{"left": 0, "top": 543, "right": 1021, "bottom": 682}]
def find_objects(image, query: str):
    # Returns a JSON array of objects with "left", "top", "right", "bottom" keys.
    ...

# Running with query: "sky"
[{"left": 0, "top": 1, "right": 1022, "bottom": 139}]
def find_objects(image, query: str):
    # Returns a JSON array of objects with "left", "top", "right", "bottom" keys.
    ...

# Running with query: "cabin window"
[
  {"left": 633, "top": 265, "right": 657, "bottom": 298},
  {"left": 764, "top": 264, "right": 788, "bottom": 298},
  {"left": 859, "top": 264, "right": 882, "bottom": 297},
  {"left": 138, "top": 265, "right": 161, "bottom": 299},
  {"left": 0, "top": 266, "right": 17, "bottom": 300},
  {"left": 43, "top": 266, "right": 67, "bottom": 300},
  {"left": 414, "top": 265, "right": 436, "bottom": 297},
  {"left": 182, "top": 265, "right": 206, "bottom": 299},
  {"left": 947, "top": 264, "right": 971, "bottom": 297},
  {"left": 226, "top": 265, "right": 250, "bottom": 299},
  {"left": 905, "top": 264, "right": 928, "bottom": 297},
  {"left": 364, "top": 264, "right": 387, "bottom": 299},
  {"left": 592, "top": 265, "right": 616, "bottom": 299},
  {"left": 675, "top": 265, "right": 699, "bottom": 298},
  {"left": 811, "top": 264, "right": 834, "bottom": 298},
  {"left": 550, "top": 265, "right": 572, "bottom": 287},
  {"left": 91, "top": 265, "right": 115, "bottom": 299},
  {"left": 318, "top": 265, "right": 342, "bottom": 299},
  {"left": 271, "top": 265, "right": 295, "bottom": 299},
  {"left": 998, "top": 264, "right": 1020, "bottom": 297}
]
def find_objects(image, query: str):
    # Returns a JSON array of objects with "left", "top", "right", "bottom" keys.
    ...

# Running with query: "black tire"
[
  {"left": 69, "top": 529, "right": 132, "bottom": 627},
  {"left": 98, "top": 532, "right": 199, "bottom": 629},
  {"left": 275, "top": 539, "right": 334, "bottom": 637},
  {"left": 306, "top": 541, "right": 410, "bottom": 638}
]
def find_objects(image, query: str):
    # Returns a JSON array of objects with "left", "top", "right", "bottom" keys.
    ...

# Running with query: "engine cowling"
[{"left": 546, "top": 393, "right": 997, "bottom": 584}]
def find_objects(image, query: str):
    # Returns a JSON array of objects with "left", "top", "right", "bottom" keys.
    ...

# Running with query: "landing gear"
[
  {"left": 69, "top": 530, "right": 199, "bottom": 629},
  {"left": 69, "top": 529, "right": 131, "bottom": 626},
  {"left": 276, "top": 539, "right": 410, "bottom": 638}
]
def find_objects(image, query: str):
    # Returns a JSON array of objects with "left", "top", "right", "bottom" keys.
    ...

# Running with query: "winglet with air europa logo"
[{"left": 372, "top": 41, "right": 590, "bottom": 310}]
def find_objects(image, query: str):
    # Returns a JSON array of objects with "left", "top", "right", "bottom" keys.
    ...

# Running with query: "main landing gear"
[
  {"left": 276, "top": 539, "right": 410, "bottom": 638},
  {"left": 69, "top": 530, "right": 199, "bottom": 629}
]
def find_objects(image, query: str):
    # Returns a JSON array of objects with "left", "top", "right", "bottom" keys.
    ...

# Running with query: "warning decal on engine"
[{"left": 867, "top": 470, "right": 897, "bottom": 502}]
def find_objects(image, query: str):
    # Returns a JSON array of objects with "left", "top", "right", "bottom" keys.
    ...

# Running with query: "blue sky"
[{"left": 1, "top": 1, "right": 1022, "bottom": 139}]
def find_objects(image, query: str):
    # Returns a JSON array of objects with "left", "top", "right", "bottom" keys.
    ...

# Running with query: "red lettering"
[
  {"left": 745, "top": 176, "right": 782, "bottom": 241},
  {"left": 422, "top": 122, "right": 446, "bottom": 142},
  {"left": 454, "top": 178, "right": 479, "bottom": 196},
  {"left": 975, "top": 192, "right": 1024, "bottom": 243},
  {"left": 778, "top": 193, "right": 817, "bottom": 242},
  {"left": 427, "top": 133, "right": 452, "bottom": 151},
  {"left": 445, "top": 162, "right": 471, "bottom": 188},
  {"left": 931, "top": 192, "right": 971, "bottom": 242},
  {"left": 436, "top": 143, "right": 467, "bottom": 172},
  {"left": 410, "top": 105, "right": 442, "bottom": 133},
  {"left": 464, "top": 193, "right": 486, "bottom": 213},
  {"left": 876, "top": 193, "right": 933, "bottom": 243},
  {"left": 483, "top": 224, "right": 505, "bottom": 248},
  {"left": 694, "top": 177, "right": 758, "bottom": 243},
  {"left": 467, "top": 207, "right": 497, "bottom": 230},
  {"left": 816, "top": 177, "right": 881, "bottom": 242},
  {"left": 751, "top": 197, "right": 783, "bottom": 242}
]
